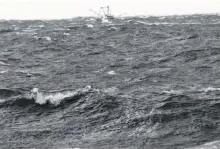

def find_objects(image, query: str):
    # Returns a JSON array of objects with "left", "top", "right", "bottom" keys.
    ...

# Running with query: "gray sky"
[{"left": 0, "top": 0, "right": 220, "bottom": 20}]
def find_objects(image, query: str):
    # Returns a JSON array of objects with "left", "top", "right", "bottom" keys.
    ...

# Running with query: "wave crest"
[
  {"left": 30, "top": 85, "right": 92, "bottom": 106},
  {"left": 0, "top": 86, "right": 93, "bottom": 108}
]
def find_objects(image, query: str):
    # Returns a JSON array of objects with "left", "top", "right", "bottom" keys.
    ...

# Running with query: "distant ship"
[{"left": 90, "top": 6, "right": 115, "bottom": 21}]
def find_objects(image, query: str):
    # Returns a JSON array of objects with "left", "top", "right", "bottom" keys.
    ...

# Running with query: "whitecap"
[
  {"left": 125, "top": 57, "right": 133, "bottom": 61},
  {"left": 38, "top": 25, "right": 45, "bottom": 28},
  {"left": 0, "top": 99, "right": 5, "bottom": 103},
  {"left": 127, "top": 20, "right": 134, "bottom": 23},
  {"left": 86, "top": 24, "right": 94, "bottom": 28},
  {"left": 33, "top": 36, "right": 51, "bottom": 41},
  {"left": 201, "top": 87, "right": 220, "bottom": 93},
  {"left": 30, "top": 86, "right": 92, "bottom": 106},
  {"left": 0, "top": 70, "right": 8, "bottom": 74},
  {"left": 63, "top": 33, "right": 71, "bottom": 36},
  {"left": 107, "top": 70, "right": 116, "bottom": 75},
  {"left": 45, "top": 36, "right": 51, "bottom": 41},
  {"left": 161, "top": 90, "right": 182, "bottom": 95},
  {"left": 108, "top": 27, "right": 117, "bottom": 31},
  {"left": 136, "top": 21, "right": 148, "bottom": 25}
]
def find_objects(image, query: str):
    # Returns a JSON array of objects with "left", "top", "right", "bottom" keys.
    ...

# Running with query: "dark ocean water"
[{"left": 0, "top": 14, "right": 220, "bottom": 149}]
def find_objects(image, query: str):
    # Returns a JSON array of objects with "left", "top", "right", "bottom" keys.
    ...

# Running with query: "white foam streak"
[
  {"left": 161, "top": 87, "right": 220, "bottom": 95},
  {"left": 161, "top": 90, "right": 182, "bottom": 95},
  {"left": 0, "top": 61, "right": 9, "bottom": 66}
]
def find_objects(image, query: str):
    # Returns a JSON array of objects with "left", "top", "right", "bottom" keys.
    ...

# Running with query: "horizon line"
[{"left": 1, "top": 12, "right": 219, "bottom": 21}]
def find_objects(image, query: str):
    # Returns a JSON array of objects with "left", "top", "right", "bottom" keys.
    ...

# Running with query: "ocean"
[{"left": 0, "top": 14, "right": 220, "bottom": 149}]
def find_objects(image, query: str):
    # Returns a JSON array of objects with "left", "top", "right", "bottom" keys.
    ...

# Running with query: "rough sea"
[{"left": 0, "top": 14, "right": 220, "bottom": 149}]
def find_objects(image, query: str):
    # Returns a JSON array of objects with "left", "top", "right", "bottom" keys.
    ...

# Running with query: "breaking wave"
[
  {"left": 30, "top": 85, "right": 93, "bottom": 105},
  {"left": 0, "top": 86, "right": 94, "bottom": 107}
]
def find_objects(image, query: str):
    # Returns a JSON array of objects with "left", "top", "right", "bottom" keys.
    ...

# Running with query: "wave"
[
  {"left": 0, "top": 28, "right": 14, "bottom": 34},
  {"left": 0, "top": 85, "right": 122, "bottom": 113},
  {"left": 0, "top": 88, "right": 22, "bottom": 99},
  {"left": 158, "top": 95, "right": 194, "bottom": 107},
  {"left": 0, "top": 86, "right": 93, "bottom": 108},
  {"left": 1, "top": 86, "right": 219, "bottom": 108},
  {"left": 161, "top": 87, "right": 220, "bottom": 95},
  {"left": 1, "top": 86, "right": 220, "bottom": 148},
  {"left": 186, "top": 140, "right": 220, "bottom": 149}
]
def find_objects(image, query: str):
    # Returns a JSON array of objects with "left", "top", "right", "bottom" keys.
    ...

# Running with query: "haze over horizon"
[{"left": 0, "top": 0, "right": 220, "bottom": 20}]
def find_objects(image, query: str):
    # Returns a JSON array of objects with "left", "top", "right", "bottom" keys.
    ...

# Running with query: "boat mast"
[
  {"left": 101, "top": 7, "right": 106, "bottom": 18},
  {"left": 89, "top": 9, "right": 103, "bottom": 18},
  {"left": 106, "top": 6, "right": 109, "bottom": 15}
]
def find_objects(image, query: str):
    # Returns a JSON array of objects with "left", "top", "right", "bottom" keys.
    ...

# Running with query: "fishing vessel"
[{"left": 90, "top": 6, "right": 115, "bottom": 21}]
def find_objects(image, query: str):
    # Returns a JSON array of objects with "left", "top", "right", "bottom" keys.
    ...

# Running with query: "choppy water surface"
[{"left": 0, "top": 15, "right": 220, "bottom": 149}]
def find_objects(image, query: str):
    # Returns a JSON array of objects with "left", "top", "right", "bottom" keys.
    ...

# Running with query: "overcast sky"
[{"left": 0, "top": 0, "right": 220, "bottom": 20}]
